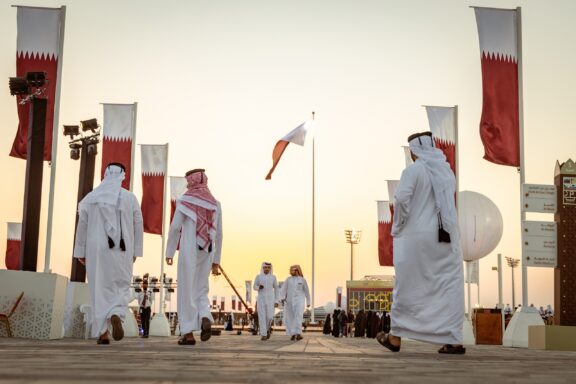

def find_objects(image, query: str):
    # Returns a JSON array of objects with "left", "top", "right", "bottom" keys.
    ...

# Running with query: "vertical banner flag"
[
  {"left": 474, "top": 7, "right": 520, "bottom": 167},
  {"left": 265, "top": 121, "right": 309, "bottom": 180},
  {"left": 5, "top": 223, "right": 22, "bottom": 270},
  {"left": 232, "top": 295, "right": 237, "bottom": 311},
  {"left": 403, "top": 146, "right": 414, "bottom": 168},
  {"left": 101, "top": 104, "right": 136, "bottom": 189},
  {"left": 141, "top": 144, "right": 168, "bottom": 235},
  {"left": 336, "top": 287, "right": 342, "bottom": 308},
  {"left": 11, "top": 6, "right": 64, "bottom": 161},
  {"left": 425, "top": 106, "right": 457, "bottom": 174},
  {"left": 220, "top": 297, "right": 225, "bottom": 311},
  {"left": 169, "top": 176, "right": 188, "bottom": 222},
  {"left": 238, "top": 301, "right": 243, "bottom": 312},
  {"left": 377, "top": 200, "right": 393, "bottom": 267},
  {"left": 212, "top": 295, "right": 217, "bottom": 308},
  {"left": 245, "top": 280, "right": 252, "bottom": 304}
]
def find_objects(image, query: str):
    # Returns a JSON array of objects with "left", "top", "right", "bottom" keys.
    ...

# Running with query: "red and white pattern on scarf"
[{"left": 181, "top": 171, "right": 217, "bottom": 249}]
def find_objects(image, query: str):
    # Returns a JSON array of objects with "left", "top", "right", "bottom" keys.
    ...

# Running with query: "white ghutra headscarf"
[{"left": 408, "top": 133, "right": 460, "bottom": 247}]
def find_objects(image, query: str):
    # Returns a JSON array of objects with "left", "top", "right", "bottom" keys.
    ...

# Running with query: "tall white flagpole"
[
  {"left": 130, "top": 102, "right": 138, "bottom": 191},
  {"left": 516, "top": 7, "right": 528, "bottom": 308},
  {"left": 43, "top": 6, "right": 66, "bottom": 273},
  {"left": 159, "top": 143, "right": 169, "bottom": 316},
  {"left": 311, "top": 111, "right": 316, "bottom": 323}
]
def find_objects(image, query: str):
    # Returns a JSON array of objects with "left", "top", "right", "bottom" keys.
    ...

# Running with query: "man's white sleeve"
[
  {"left": 165, "top": 209, "right": 184, "bottom": 258},
  {"left": 212, "top": 202, "right": 223, "bottom": 264},
  {"left": 73, "top": 209, "right": 88, "bottom": 259}
]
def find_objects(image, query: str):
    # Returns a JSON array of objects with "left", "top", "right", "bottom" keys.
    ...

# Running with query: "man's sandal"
[
  {"left": 376, "top": 332, "right": 400, "bottom": 352},
  {"left": 438, "top": 344, "right": 466, "bottom": 354}
]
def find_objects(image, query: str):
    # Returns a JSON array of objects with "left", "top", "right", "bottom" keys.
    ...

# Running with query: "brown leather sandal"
[
  {"left": 178, "top": 333, "right": 196, "bottom": 345},
  {"left": 376, "top": 332, "right": 400, "bottom": 352},
  {"left": 438, "top": 344, "right": 466, "bottom": 354}
]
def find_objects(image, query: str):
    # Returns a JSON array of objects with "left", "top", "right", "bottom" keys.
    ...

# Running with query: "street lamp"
[
  {"left": 344, "top": 228, "right": 362, "bottom": 281},
  {"left": 505, "top": 256, "right": 520, "bottom": 310}
]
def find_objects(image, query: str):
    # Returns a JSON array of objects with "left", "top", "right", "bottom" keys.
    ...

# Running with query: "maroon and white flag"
[
  {"left": 336, "top": 287, "right": 342, "bottom": 308},
  {"left": 220, "top": 297, "right": 225, "bottom": 311},
  {"left": 265, "top": 121, "right": 310, "bottom": 180},
  {"left": 169, "top": 176, "right": 188, "bottom": 222},
  {"left": 245, "top": 280, "right": 252, "bottom": 304},
  {"left": 212, "top": 295, "right": 217, "bottom": 308},
  {"left": 101, "top": 103, "right": 137, "bottom": 190},
  {"left": 232, "top": 295, "right": 237, "bottom": 311},
  {"left": 5, "top": 223, "right": 22, "bottom": 270},
  {"left": 10, "top": 6, "right": 64, "bottom": 161},
  {"left": 141, "top": 144, "right": 168, "bottom": 235},
  {"left": 474, "top": 7, "right": 520, "bottom": 167},
  {"left": 238, "top": 301, "right": 243, "bottom": 312},
  {"left": 377, "top": 200, "right": 393, "bottom": 267},
  {"left": 403, "top": 146, "right": 414, "bottom": 168},
  {"left": 425, "top": 106, "right": 457, "bottom": 174}
]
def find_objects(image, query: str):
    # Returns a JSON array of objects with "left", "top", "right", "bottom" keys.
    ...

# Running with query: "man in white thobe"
[
  {"left": 166, "top": 169, "right": 223, "bottom": 345},
  {"left": 377, "top": 132, "right": 465, "bottom": 354},
  {"left": 253, "top": 262, "right": 279, "bottom": 340},
  {"left": 280, "top": 265, "right": 310, "bottom": 341},
  {"left": 74, "top": 163, "right": 144, "bottom": 345}
]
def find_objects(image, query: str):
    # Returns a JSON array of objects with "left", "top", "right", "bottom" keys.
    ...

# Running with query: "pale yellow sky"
[{"left": 1, "top": 0, "right": 574, "bottom": 309}]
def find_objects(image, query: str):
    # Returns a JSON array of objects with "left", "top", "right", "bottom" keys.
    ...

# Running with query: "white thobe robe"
[
  {"left": 253, "top": 273, "right": 279, "bottom": 336},
  {"left": 390, "top": 161, "right": 464, "bottom": 345},
  {"left": 73, "top": 189, "right": 144, "bottom": 338},
  {"left": 166, "top": 201, "right": 223, "bottom": 334},
  {"left": 280, "top": 276, "right": 310, "bottom": 336}
]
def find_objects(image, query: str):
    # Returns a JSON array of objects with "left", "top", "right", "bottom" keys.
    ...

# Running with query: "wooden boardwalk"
[{"left": 0, "top": 332, "right": 575, "bottom": 383}]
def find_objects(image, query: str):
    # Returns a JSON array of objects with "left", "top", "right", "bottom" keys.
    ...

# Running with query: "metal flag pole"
[
  {"left": 159, "top": 143, "right": 169, "bottom": 316},
  {"left": 516, "top": 7, "right": 528, "bottom": 308},
  {"left": 130, "top": 102, "right": 138, "bottom": 191},
  {"left": 43, "top": 6, "right": 66, "bottom": 273},
  {"left": 311, "top": 111, "right": 316, "bottom": 323}
]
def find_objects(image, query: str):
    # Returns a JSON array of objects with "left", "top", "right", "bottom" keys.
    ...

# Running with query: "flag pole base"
[
  {"left": 149, "top": 313, "right": 171, "bottom": 337},
  {"left": 462, "top": 315, "right": 476, "bottom": 346},
  {"left": 503, "top": 306, "right": 544, "bottom": 348}
]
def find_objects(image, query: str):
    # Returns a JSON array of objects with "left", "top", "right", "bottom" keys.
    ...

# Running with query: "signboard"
[
  {"left": 522, "top": 221, "right": 557, "bottom": 268},
  {"left": 563, "top": 176, "right": 576, "bottom": 205},
  {"left": 465, "top": 260, "right": 479, "bottom": 284},
  {"left": 522, "top": 184, "right": 557, "bottom": 213}
]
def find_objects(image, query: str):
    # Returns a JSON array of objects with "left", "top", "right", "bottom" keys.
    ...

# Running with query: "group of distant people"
[{"left": 323, "top": 309, "right": 391, "bottom": 338}]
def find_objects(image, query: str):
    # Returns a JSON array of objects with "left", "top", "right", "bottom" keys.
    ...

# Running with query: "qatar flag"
[
  {"left": 425, "top": 106, "right": 457, "bottom": 174},
  {"left": 169, "top": 176, "right": 188, "bottom": 222},
  {"left": 10, "top": 6, "right": 64, "bottom": 161},
  {"left": 245, "top": 280, "right": 252, "bottom": 304},
  {"left": 403, "top": 146, "right": 414, "bottom": 168},
  {"left": 212, "top": 295, "right": 217, "bottom": 308},
  {"left": 474, "top": 7, "right": 520, "bottom": 167},
  {"left": 265, "top": 121, "right": 310, "bottom": 180},
  {"left": 232, "top": 295, "right": 237, "bottom": 311},
  {"left": 141, "top": 144, "right": 168, "bottom": 235},
  {"left": 101, "top": 104, "right": 137, "bottom": 190},
  {"left": 377, "top": 200, "right": 393, "bottom": 267},
  {"left": 221, "top": 297, "right": 225, "bottom": 311},
  {"left": 5, "top": 223, "right": 22, "bottom": 270}
]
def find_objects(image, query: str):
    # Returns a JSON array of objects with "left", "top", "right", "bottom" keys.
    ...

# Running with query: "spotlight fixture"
[
  {"left": 25, "top": 72, "right": 46, "bottom": 88},
  {"left": 69, "top": 143, "right": 81, "bottom": 160},
  {"left": 80, "top": 118, "right": 99, "bottom": 133},
  {"left": 86, "top": 141, "right": 98, "bottom": 156},
  {"left": 63, "top": 125, "right": 80, "bottom": 139},
  {"left": 8, "top": 77, "right": 30, "bottom": 96}
]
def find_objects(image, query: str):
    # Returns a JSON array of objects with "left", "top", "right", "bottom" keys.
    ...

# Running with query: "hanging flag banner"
[
  {"left": 336, "top": 287, "right": 343, "bottom": 308},
  {"left": 212, "top": 295, "right": 217, "bottom": 308},
  {"left": 465, "top": 260, "right": 480, "bottom": 284},
  {"left": 232, "top": 295, "right": 237, "bottom": 311},
  {"left": 140, "top": 144, "right": 168, "bottom": 235},
  {"left": 220, "top": 296, "right": 225, "bottom": 311},
  {"left": 265, "top": 121, "right": 310, "bottom": 180},
  {"left": 169, "top": 176, "right": 188, "bottom": 222},
  {"left": 377, "top": 200, "right": 393, "bottom": 267},
  {"left": 245, "top": 280, "right": 252, "bottom": 304},
  {"left": 101, "top": 103, "right": 137, "bottom": 190},
  {"left": 473, "top": 7, "right": 520, "bottom": 167},
  {"left": 10, "top": 6, "right": 64, "bottom": 161},
  {"left": 425, "top": 106, "right": 457, "bottom": 174},
  {"left": 403, "top": 146, "right": 414, "bottom": 168},
  {"left": 5, "top": 222, "right": 22, "bottom": 270}
]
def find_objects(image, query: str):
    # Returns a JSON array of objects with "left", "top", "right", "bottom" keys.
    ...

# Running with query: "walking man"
[
  {"left": 253, "top": 262, "right": 279, "bottom": 341},
  {"left": 280, "top": 265, "right": 310, "bottom": 341},
  {"left": 137, "top": 280, "right": 153, "bottom": 338},
  {"left": 74, "top": 163, "right": 144, "bottom": 345},
  {"left": 377, "top": 132, "right": 465, "bottom": 354},
  {"left": 166, "top": 169, "right": 223, "bottom": 345}
]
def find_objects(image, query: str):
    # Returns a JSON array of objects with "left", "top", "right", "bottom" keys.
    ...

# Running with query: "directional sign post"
[
  {"left": 522, "top": 184, "right": 557, "bottom": 213},
  {"left": 522, "top": 221, "right": 557, "bottom": 268}
]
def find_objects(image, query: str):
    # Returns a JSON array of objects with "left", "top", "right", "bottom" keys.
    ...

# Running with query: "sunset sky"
[{"left": 1, "top": 0, "right": 574, "bottom": 310}]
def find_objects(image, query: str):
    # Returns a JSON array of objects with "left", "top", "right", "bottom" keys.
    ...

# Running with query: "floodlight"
[
  {"left": 81, "top": 118, "right": 99, "bottom": 133},
  {"left": 69, "top": 143, "right": 81, "bottom": 160},
  {"left": 9, "top": 77, "right": 30, "bottom": 96},
  {"left": 63, "top": 125, "right": 80, "bottom": 139},
  {"left": 87, "top": 142, "right": 98, "bottom": 156}
]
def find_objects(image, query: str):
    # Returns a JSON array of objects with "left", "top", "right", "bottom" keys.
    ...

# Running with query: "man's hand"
[
  {"left": 259, "top": 285, "right": 264, "bottom": 290},
  {"left": 133, "top": 257, "right": 137, "bottom": 263},
  {"left": 274, "top": 303, "right": 279, "bottom": 308},
  {"left": 78, "top": 258, "right": 86, "bottom": 266},
  {"left": 211, "top": 263, "right": 220, "bottom": 275},
  {"left": 166, "top": 258, "right": 173, "bottom": 266},
  {"left": 306, "top": 305, "right": 310, "bottom": 308}
]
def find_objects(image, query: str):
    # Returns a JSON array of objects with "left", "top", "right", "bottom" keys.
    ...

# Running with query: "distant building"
[{"left": 346, "top": 275, "right": 395, "bottom": 314}]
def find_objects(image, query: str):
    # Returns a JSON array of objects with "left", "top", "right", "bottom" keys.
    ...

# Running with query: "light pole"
[
  {"left": 344, "top": 229, "right": 362, "bottom": 281},
  {"left": 505, "top": 256, "right": 520, "bottom": 310}
]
